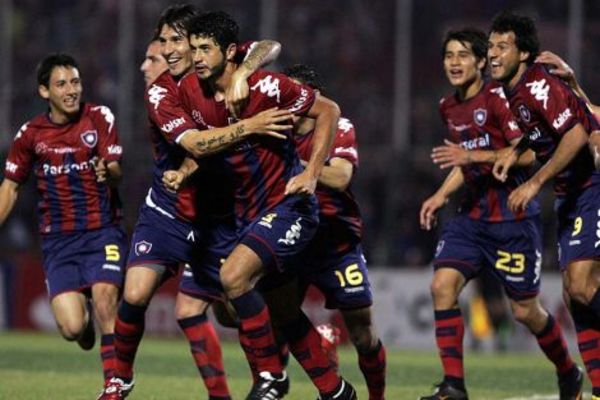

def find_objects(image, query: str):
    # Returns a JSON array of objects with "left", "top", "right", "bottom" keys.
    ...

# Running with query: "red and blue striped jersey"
[
  {"left": 294, "top": 117, "right": 362, "bottom": 250},
  {"left": 439, "top": 80, "right": 540, "bottom": 221},
  {"left": 4, "top": 103, "right": 122, "bottom": 234},
  {"left": 144, "top": 70, "right": 202, "bottom": 223},
  {"left": 178, "top": 69, "right": 316, "bottom": 225},
  {"left": 504, "top": 63, "right": 600, "bottom": 196}
]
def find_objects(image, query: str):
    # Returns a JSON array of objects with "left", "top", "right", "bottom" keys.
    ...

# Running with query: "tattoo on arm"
[
  {"left": 194, "top": 125, "right": 246, "bottom": 154},
  {"left": 242, "top": 42, "right": 270, "bottom": 72}
]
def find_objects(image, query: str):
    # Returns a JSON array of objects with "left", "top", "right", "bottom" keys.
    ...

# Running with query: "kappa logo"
[
  {"left": 473, "top": 108, "right": 487, "bottom": 126},
  {"left": 435, "top": 240, "right": 445, "bottom": 257},
  {"left": 90, "top": 105, "right": 115, "bottom": 132},
  {"left": 277, "top": 218, "right": 303, "bottom": 246},
  {"left": 148, "top": 84, "right": 168, "bottom": 110},
  {"left": 525, "top": 79, "right": 550, "bottom": 110},
  {"left": 251, "top": 75, "right": 281, "bottom": 102},
  {"left": 80, "top": 130, "right": 98, "bottom": 148},
  {"left": 338, "top": 118, "right": 354, "bottom": 133},
  {"left": 518, "top": 104, "right": 531, "bottom": 123},
  {"left": 14, "top": 123, "right": 28, "bottom": 141},
  {"left": 134, "top": 240, "right": 153, "bottom": 256}
]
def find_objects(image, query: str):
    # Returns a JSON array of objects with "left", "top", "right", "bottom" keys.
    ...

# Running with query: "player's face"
[
  {"left": 140, "top": 41, "right": 168, "bottom": 86},
  {"left": 189, "top": 34, "right": 228, "bottom": 81},
  {"left": 158, "top": 24, "right": 193, "bottom": 77},
  {"left": 38, "top": 66, "right": 82, "bottom": 119},
  {"left": 488, "top": 31, "right": 526, "bottom": 85},
  {"left": 443, "top": 40, "right": 483, "bottom": 88}
]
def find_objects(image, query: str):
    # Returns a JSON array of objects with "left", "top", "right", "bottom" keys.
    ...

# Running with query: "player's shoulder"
[
  {"left": 439, "top": 92, "right": 458, "bottom": 113},
  {"left": 248, "top": 69, "right": 288, "bottom": 86},
  {"left": 84, "top": 102, "right": 116, "bottom": 131}
]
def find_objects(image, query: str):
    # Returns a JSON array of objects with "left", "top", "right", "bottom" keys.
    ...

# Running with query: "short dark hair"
[
  {"left": 36, "top": 53, "right": 79, "bottom": 87},
  {"left": 490, "top": 11, "right": 540, "bottom": 64},
  {"left": 283, "top": 64, "right": 325, "bottom": 93},
  {"left": 187, "top": 11, "right": 239, "bottom": 52},
  {"left": 155, "top": 4, "right": 200, "bottom": 39},
  {"left": 442, "top": 28, "right": 488, "bottom": 70}
]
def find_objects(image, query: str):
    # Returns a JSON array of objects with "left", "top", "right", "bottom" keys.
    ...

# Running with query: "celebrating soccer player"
[
  {"left": 0, "top": 54, "right": 127, "bottom": 393},
  {"left": 419, "top": 28, "right": 582, "bottom": 400},
  {"left": 489, "top": 11, "right": 600, "bottom": 400}
]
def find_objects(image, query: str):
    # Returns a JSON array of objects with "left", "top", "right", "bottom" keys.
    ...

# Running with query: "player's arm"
[
  {"left": 94, "top": 159, "right": 122, "bottom": 187},
  {"left": 0, "top": 179, "right": 20, "bottom": 226},
  {"left": 301, "top": 157, "right": 353, "bottom": 192},
  {"left": 285, "top": 95, "right": 341, "bottom": 195},
  {"left": 162, "top": 157, "right": 199, "bottom": 192},
  {"left": 227, "top": 40, "right": 282, "bottom": 117},
  {"left": 419, "top": 167, "right": 464, "bottom": 231},
  {"left": 536, "top": 51, "right": 600, "bottom": 116},
  {"left": 178, "top": 107, "right": 293, "bottom": 158},
  {"left": 432, "top": 139, "right": 536, "bottom": 169},
  {"left": 508, "top": 123, "right": 589, "bottom": 212}
]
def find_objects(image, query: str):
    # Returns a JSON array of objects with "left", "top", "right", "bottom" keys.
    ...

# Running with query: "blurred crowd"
[{"left": 2, "top": 0, "right": 600, "bottom": 267}]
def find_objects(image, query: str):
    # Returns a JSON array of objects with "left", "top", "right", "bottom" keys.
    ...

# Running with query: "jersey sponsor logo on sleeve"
[
  {"left": 277, "top": 217, "right": 303, "bottom": 245},
  {"left": 148, "top": 84, "right": 168, "bottom": 110},
  {"left": 134, "top": 240, "right": 153, "bottom": 256},
  {"left": 508, "top": 120, "right": 519, "bottom": 131},
  {"left": 250, "top": 75, "right": 281, "bottom": 102},
  {"left": 525, "top": 79, "right": 550, "bottom": 110},
  {"left": 288, "top": 88, "right": 309, "bottom": 113},
  {"left": 473, "top": 108, "right": 487, "bottom": 126},
  {"left": 107, "top": 144, "right": 123, "bottom": 155},
  {"left": 552, "top": 108, "right": 572, "bottom": 130},
  {"left": 90, "top": 105, "right": 115, "bottom": 132},
  {"left": 81, "top": 130, "right": 98, "bottom": 148},
  {"left": 161, "top": 117, "right": 186, "bottom": 133},
  {"left": 334, "top": 146, "right": 358, "bottom": 159},
  {"left": 5, "top": 161, "right": 18, "bottom": 174}
]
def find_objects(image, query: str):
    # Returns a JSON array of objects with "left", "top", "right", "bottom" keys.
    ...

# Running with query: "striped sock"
[
  {"left": 358, "top": 340, "right": 386, "bottom": 400},
  {"left": 100, "top": 334, "right": 116, "bottom": 381},
  {"left": 534, "top": 313, "right": 576, "bottom": 375},
  {"left": 434, "top": 308, "right": 465, "bottom": 389},
  {"left": 113, "top": 300, "right": 147, "bottom": 380},
  {"left": 572, "top": 301, "right": 600, "bottom": 396}
]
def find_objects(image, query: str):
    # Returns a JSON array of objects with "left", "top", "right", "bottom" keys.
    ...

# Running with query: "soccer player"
[
  {"left": 419, "top": 28, "right": 582, "bottom": 400},
  {"left": 489, "top": 11, "right": 600, "bottom": 400},
  {"left": 176, "top": 11, "right": 356, "bottom": 400},
  {"left": 0, "top": 54, "right": 127, "bottom": 391},
  {"left": 98, "top": 5, "right": 288, "bottom": 400},
  {"left": 284, "top": 63, "right": 386, "bottom": 400}
]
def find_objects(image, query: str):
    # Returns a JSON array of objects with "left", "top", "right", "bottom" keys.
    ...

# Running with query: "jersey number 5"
[{"left": 105, "top": 244, "right": 121, "bottom": 262}]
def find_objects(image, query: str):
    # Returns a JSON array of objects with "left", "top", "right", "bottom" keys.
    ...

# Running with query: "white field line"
[{"left": 503, "top": 393, "right": 591, "bottom": 400}]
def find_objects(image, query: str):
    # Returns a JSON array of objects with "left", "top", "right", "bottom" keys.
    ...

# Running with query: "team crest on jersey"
[
  {"left": 134, "top": 240, "right": 153, "bottom": 256},
  {"left": 473, "top": 108, "right": 487, "bottom": 126},
  {"left": 517, "top": 105, "right": 531, "bottom": 122},
  {"left": 80, "top": 130, "right": 98, "bottom": 148}
]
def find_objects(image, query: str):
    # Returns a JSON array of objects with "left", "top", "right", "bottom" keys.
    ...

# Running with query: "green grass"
[{"left": 0, "top": 331, "right": 591, "bottom": 399}]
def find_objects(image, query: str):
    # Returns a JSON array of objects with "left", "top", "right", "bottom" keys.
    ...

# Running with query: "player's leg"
[
  {"left": 91, "top": 282, "right": 120, "bottom": 382},
  {"left": 421, "top": 216, "right": 480, "bottom": 400},
  {"left": 50, "top": 291, "right": 90, "bottom": 343},
  {"left": 341, "top": 307, "right": 386, "bottom": 400},
  {"left": 176, "top": 264, "right": 231, "bottom": 400},
  {"left": 564, "top": 259, "right": 600, "bottom": 317}
]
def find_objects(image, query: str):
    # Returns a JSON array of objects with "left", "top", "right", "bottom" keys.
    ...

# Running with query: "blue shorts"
[
  {"left": 41, "top": 225, "right": 127, "bottom": 299},
  {"left": 301, "top": 241, "right": 373, "bottom": 310},
  {"left": 433, "top": 215, "right": 542, "bottom": 300},
  {"left": 181, "top": 217, "right": 238, "bottom": 302},
  {"left": 127, "top": 205, "right": 204, "bottom": 276},
  {"left": 239, "top": 195, "right": 319, "bottom": 272},
  {"left": 556, "top": 182, "right": 600, "bottom": 269}
]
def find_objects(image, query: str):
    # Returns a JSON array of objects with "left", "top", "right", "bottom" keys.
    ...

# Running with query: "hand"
[
  {"left": 226, "top": 67, "right": 251, "bottom": 118},
  {"left": 93, "top": 157, "right": 108, "bottom": 183},
  {"left": 492, "top": 148, "right": 518, "bottom": 182},
  {"left": 419, "top": 193, "right": 447, "bottom": 231},
  {"left": 431, "top": 139, "right": 470, "bottom": 168},
  {"left": 535, "top": 51, "right": 576, "bottom": 87},
  {"left": 285, "top": 170, "right": 317, "bottom": 196},
  {"left": 162, "top": 170, "right": 186, "bottom": 192},
  {"left": 244, "top": 107, "right": 293, "bottom": 139},
  {"left": 508, "top": 179, "right": 541, "bottom": 214}
]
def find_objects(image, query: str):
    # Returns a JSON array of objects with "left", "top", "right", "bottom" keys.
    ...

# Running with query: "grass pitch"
[{"left": 0, "top": 331, "right": 591, "bottom": 399}]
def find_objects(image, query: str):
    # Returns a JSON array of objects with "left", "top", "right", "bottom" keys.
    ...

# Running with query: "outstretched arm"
[
  {"left": 432, "top": 139, "right": 536, "bottom": 169},
  {"left": 419, "top": 167, "right": 464, "bottom": 231}
]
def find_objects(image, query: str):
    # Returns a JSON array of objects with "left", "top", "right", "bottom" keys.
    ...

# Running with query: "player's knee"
[
  {"left": 174, "top": 299, "right": 208, "bottom": 320},
  {"left": 348, "top": 324, "right": 377, "bottom": 353},
  {"left": 564, "top": 275, "right": 589, "bottom": 304},
  {"left": 220, "top": 265, "right": 250, "bottom": 296},
  {"left": 430, "top": 277, "right": 458, "bottom": 303},
  {"left": 123, "top": 285, "right": 153, "bottom": 306},
  {"left": 57, "top": 319, "right": 85, "bottom": 341}
]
